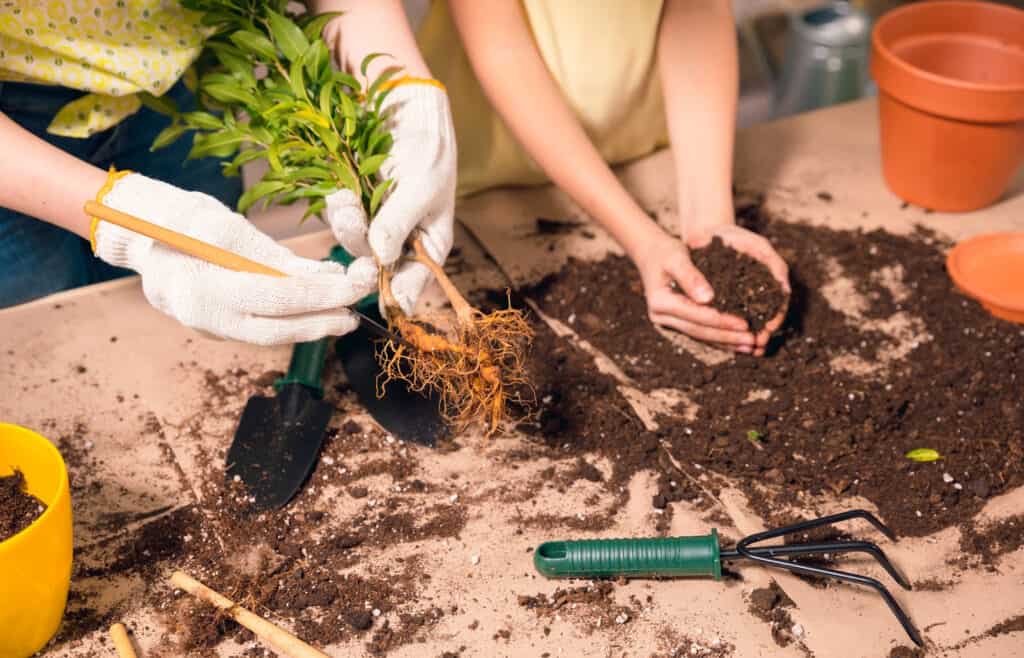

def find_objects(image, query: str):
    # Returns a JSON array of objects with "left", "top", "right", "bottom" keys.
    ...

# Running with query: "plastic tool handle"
[{"left": 533, "top": 530, "right": 722, "bottom": 580}]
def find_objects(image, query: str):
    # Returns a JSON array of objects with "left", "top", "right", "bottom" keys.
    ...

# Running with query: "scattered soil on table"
[
  {"left": 0, "top": 470, "right": 47, "bottom": 542},
  {"left": 748, "top": 580, "right": 799, "bottom": 647},
  {"left": 518, "top": 581, "right": 635, "bottom": 629},
  {"left": 690, "top": 236, "right": 788, "bottom": 332},
  {"left": 654, "top": 628, "right": 736, "bottom": 658},
  {"left": 526, "top": 202, "right": 1024, "bottom": 539},
  {"left": 957, "top": 514, "right": 1024, "bottom": 567},
  {"left": 888, "top": 646, "right": 925, "bottom": 658}
]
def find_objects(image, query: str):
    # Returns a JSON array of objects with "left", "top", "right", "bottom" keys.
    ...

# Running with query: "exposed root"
[{"left": 375, "top": 238, "right": 534, "bottom": 436}]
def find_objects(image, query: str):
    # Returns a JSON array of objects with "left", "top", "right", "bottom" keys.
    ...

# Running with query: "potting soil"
[
  {"left": 690, "top": 235, "right": 788, "bottom": 332},
  {"left": 0, "top": 470, "right": 47, "bottom": 542}
]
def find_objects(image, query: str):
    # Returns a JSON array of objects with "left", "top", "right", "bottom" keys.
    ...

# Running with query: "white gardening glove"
[
  {"left": 324, "top": 83, "right": 456, "bottom": 316},
  {"left": 93, "top": 173, "right": 377, "bottom": 346}
]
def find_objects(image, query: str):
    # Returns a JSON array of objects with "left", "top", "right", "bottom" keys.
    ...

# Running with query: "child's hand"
[
  {"left": 633, "top": 232, "right": 756, "bottom": 353},
  {"left": 688, "top": 224, "right": 790, "bottom": 355}
]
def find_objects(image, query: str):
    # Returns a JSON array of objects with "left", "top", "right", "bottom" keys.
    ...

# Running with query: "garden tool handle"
[
  {"left": 110, "top": 623, "right": 137, "bottom": 658},
  {"left": 84, "top": 201, "right": 286, "bottom": 277},
  {"left": 533, "top": 530, "right": 722, "bottom": 580},
  {"left": 171, "top": 571, "right": 329, "bottom": 658}
]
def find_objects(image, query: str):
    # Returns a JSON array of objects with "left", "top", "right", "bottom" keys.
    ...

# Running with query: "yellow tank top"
[
  {"left": 0, "top": 1, "right": 205, "bottom": 138},
  {"left": 418, "top": 0, "right": 668, "bottom": 198}
]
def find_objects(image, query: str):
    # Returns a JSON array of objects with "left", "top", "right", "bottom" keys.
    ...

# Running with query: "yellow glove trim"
[
  {"left": 378, "top": 76, "right": 447, "bottom": 94},
  {"left": 89, "top": 167, "right": 134, "bottom": 253}
]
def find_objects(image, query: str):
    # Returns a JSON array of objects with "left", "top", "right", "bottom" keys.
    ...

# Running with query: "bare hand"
[{"left": 635, "top": 226, "right": 789, "bottom": 355}]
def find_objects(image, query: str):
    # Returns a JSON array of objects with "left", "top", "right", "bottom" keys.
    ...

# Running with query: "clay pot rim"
[
  {"left": 872, "top": 0, "right": 1024, "bottom": 95},
  {"left": 946, "top": 232, "right": 1024, "bottom": 315}
]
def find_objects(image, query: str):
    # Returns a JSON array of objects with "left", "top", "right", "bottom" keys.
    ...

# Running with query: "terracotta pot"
[{"left": 871, "top": 1, "right": 1024, "bottom": 212}]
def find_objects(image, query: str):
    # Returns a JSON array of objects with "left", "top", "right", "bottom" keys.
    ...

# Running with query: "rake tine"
[
  {"left": 733, "top": 548, "right": 923, "bottom": 647},
  {"left": 742, "top": 509, "right": 897, "bottom": 545},
  {"left": 720, "top": 540, "right": 911, "bottom": 590}
]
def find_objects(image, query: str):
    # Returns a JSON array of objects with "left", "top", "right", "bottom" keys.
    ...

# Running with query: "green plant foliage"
[
  {"left": 154, "top": 1, "right": 395, "bottom": 220},
  {"left": 905, "top": 448, "right": 942, "bottom": 463}
]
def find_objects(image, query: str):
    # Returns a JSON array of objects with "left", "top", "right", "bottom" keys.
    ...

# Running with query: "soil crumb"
[
  {"left": 690, "top": 236, "right": 788, "bottom": 332},
  {"left": 748, "top": 581, "right": 799, "bottom": 647},
  {"left": 518, "top": 582, "right": 634, "bottom": 628},
  {"left": 959, "top": 515, "right": 1024, "bottom": 566},
  {"left": 0, "top": 471, "right": 47, "bottom": 542}
]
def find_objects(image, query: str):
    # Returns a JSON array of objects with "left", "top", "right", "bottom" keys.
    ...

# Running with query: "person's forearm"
[
  {"left": 312, "top": 0, "right": 431, "bottom": 81},
  {"left": 657, "top": 0, "right": 738, "bottom": 239},
  {"left": 0, "top": 112, "right": 108, "bottom": 238},
  {"left": 448, "top": 0, "right": 663, "bottom": 259}
]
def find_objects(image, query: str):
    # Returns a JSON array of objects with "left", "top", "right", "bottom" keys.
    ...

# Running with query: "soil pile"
[
  {"left": 0, "top": 471, "right": 46, "bottom": 542},
  {"left": 525, "top": 204, "right": 1024, "bottom": 538},
  {"left": 691, "top": 236, "right": 788, "bottom": 332}
]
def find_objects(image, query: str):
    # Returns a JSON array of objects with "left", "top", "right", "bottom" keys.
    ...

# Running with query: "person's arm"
[
  {"left": 447, "top": 0, "right": 755, "bottom": 351},
  {"left": 312, "top": 0, "right": 431, "bottom": 80},
  {"left": 0, "top": 111, "right": 108, "bottom": 237},
  {"left": 658, "top": 0, "right": 789, "bottom": 353}
]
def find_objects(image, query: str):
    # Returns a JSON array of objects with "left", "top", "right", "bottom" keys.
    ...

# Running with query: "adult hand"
[
  {"left": 325, "top": 83, "right": 456, "bottom": 315},
  {"left": 93, "top": 173, "right": 377, "bottom": 345},
  {"left": 635, "top": 225, "right": 789, "bottom": 356}
]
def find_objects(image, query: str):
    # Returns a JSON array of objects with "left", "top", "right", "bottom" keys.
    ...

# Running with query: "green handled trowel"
[{"left": 226, "top": 246, "right": 444, "bottom": 510}]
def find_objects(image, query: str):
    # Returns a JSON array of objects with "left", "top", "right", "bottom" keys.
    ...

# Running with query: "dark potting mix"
[
  {"left": 690, "top": 235, "right": 788, "bottom": 332},
  {"left": 46, "top": 199, "right": 1023, "bottom": 655},
  {"left": 0, "top": 470, "right": 47, "bottom": 542}
]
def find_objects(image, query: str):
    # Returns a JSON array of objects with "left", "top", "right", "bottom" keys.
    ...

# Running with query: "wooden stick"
[
  {"left": 84, "top": 201, "right": 286, "bottom": 278},
  {"left": 170, "top": 571, "right": 329, "bottom": 658},
  {"left": 109, "top": 623, "right": 137, "bottom": 658}
]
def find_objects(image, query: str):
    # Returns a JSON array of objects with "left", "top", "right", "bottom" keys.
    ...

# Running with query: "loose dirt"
[
  {"left": 525, "top": 203, "right": 1024, "bottom": 538},
  {"left": 0, "top": 471, "right": 47, "bottom": 542},
  {"left": 691, "top": 236, "right": 788, "bottom": 332}
]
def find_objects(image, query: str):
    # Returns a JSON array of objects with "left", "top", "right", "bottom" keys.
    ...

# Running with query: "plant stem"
[{"left": 412, "top": 237, "right": 475, "bottom": 324}]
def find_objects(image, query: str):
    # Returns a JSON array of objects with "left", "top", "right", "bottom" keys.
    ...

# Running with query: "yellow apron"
[{"left": 418, "top": 0, "right": 668, "bottom": 198}]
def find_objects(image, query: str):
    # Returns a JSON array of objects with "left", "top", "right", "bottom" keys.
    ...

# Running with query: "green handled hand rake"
[{"left": 534, "top": 509, "right": 922, "bottom": 647}]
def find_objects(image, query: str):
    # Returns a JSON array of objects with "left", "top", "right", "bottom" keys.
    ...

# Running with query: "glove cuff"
[
  {"left": 88, "top": 167, "right": 134, "bottom": 252},
  {"left": 93, "top": 171, "right": 195, "bottom": 271}
]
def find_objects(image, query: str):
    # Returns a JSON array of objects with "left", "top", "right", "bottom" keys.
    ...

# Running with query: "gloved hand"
[
  {"left": 92, "top": 173, "right": 377, "bottom": 345},
  {"left": 325, "top": 82, "right": 456, "bottom": 316}
]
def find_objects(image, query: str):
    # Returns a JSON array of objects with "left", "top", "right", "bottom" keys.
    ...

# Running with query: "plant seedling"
[{"left": 151, "top": 1, "right": 532, "bottom": 435}]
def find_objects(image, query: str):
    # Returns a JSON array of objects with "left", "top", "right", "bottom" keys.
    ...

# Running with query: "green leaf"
[
  {"left": 208, "top": 43, "right": 255, "bottom": 86},
  {"left": 360, "top": 52, "right": 390, "bottom": 78},
  {"left": 339, "top": 92, "right": 356, "bottom": 121},
  {"left": 262, "top": 100, "right": 298, "bottom": 118},
  {"left": 367, "top": 65, "right": 402, "bottom": 98},
  {"left": 238, "top": 180, "right": 288, "bottom": 214},
  {"left": 331, "top": 161, "right": 359, "bottom": 195},
  {"left": 181, "top": 111, "right": 223, "bottom": 130},
  {"left": 302, "top": 39, "right": 329, "bottom": 83},
  {"left": 746, "top": 429, "right": 762, "bottom": 442},
  {"left": 267, "top": 10, "right": 309, "bottom": 62},
  {"left": 315, "top": 124, "right": 340, "bottom": 152},
  {"left": 188, "top": 129, "right": 247, "bottom": 159},
  {"left": 368, "top": 131, "right": 392, "bottom": 157},
  {"left": 333, "top": 71, "right": 360, "bottom": 91},
  {"left": 229, "top": 30, "right": 277, "bottom": 61},
  {"left": 288, "top": 56, "right": 306, "bottom": 100},
  {"left": 150, "top": 123, "right": 187, "bottom": 151},
  {"left": 223, "top": 148, "right": 266, "bottom": 176},
  {"left": 300, "top": 12, "right": 341, "bottom": 42},
  {"left": 318, "top": 79, "right": 335, "bottom": 117},
  {"left": 138, "top": 91, "right": 179, "bottom": 117},
  {"left": 905, "top": 448, "right": 942, "bottom": 463},
  {"left": 290, "top": 166, "right": 332, "bottom": 181},
  {"left": 343, "top": 116, "right": 356, "bottom": 138},
  {"left": 301, "top": 198, "right": 327, "bottom": 224},
  {"left": 369, "top": 179, "right": 392, "bottom": 216},
  {"left": 357, "top": 153, "right": 387, "bottom": 177},
  {"left": 202, "top": 82, "right": 258, "bottom": 107}
]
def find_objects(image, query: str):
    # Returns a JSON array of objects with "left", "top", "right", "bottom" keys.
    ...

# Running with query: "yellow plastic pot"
[{"left": 0, "top": 423, "right": 73, "bottom": 658}]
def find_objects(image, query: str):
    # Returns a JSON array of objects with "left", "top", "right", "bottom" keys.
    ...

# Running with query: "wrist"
[{"left": 621, "top": 216, "right": 669, "bottom": 262}]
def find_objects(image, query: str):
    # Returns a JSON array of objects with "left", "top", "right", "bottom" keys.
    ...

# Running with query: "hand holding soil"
[
  {"left": 636, "top": 225, "right": 788, "bottom": 354},
  {"left": 689, "top": 227, "right": 790, "bottom": 351}
]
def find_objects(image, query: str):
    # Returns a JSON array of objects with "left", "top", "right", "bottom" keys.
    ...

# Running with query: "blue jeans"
[{"left": 0, "top": 82, "right": 243, "bottom": 308}]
